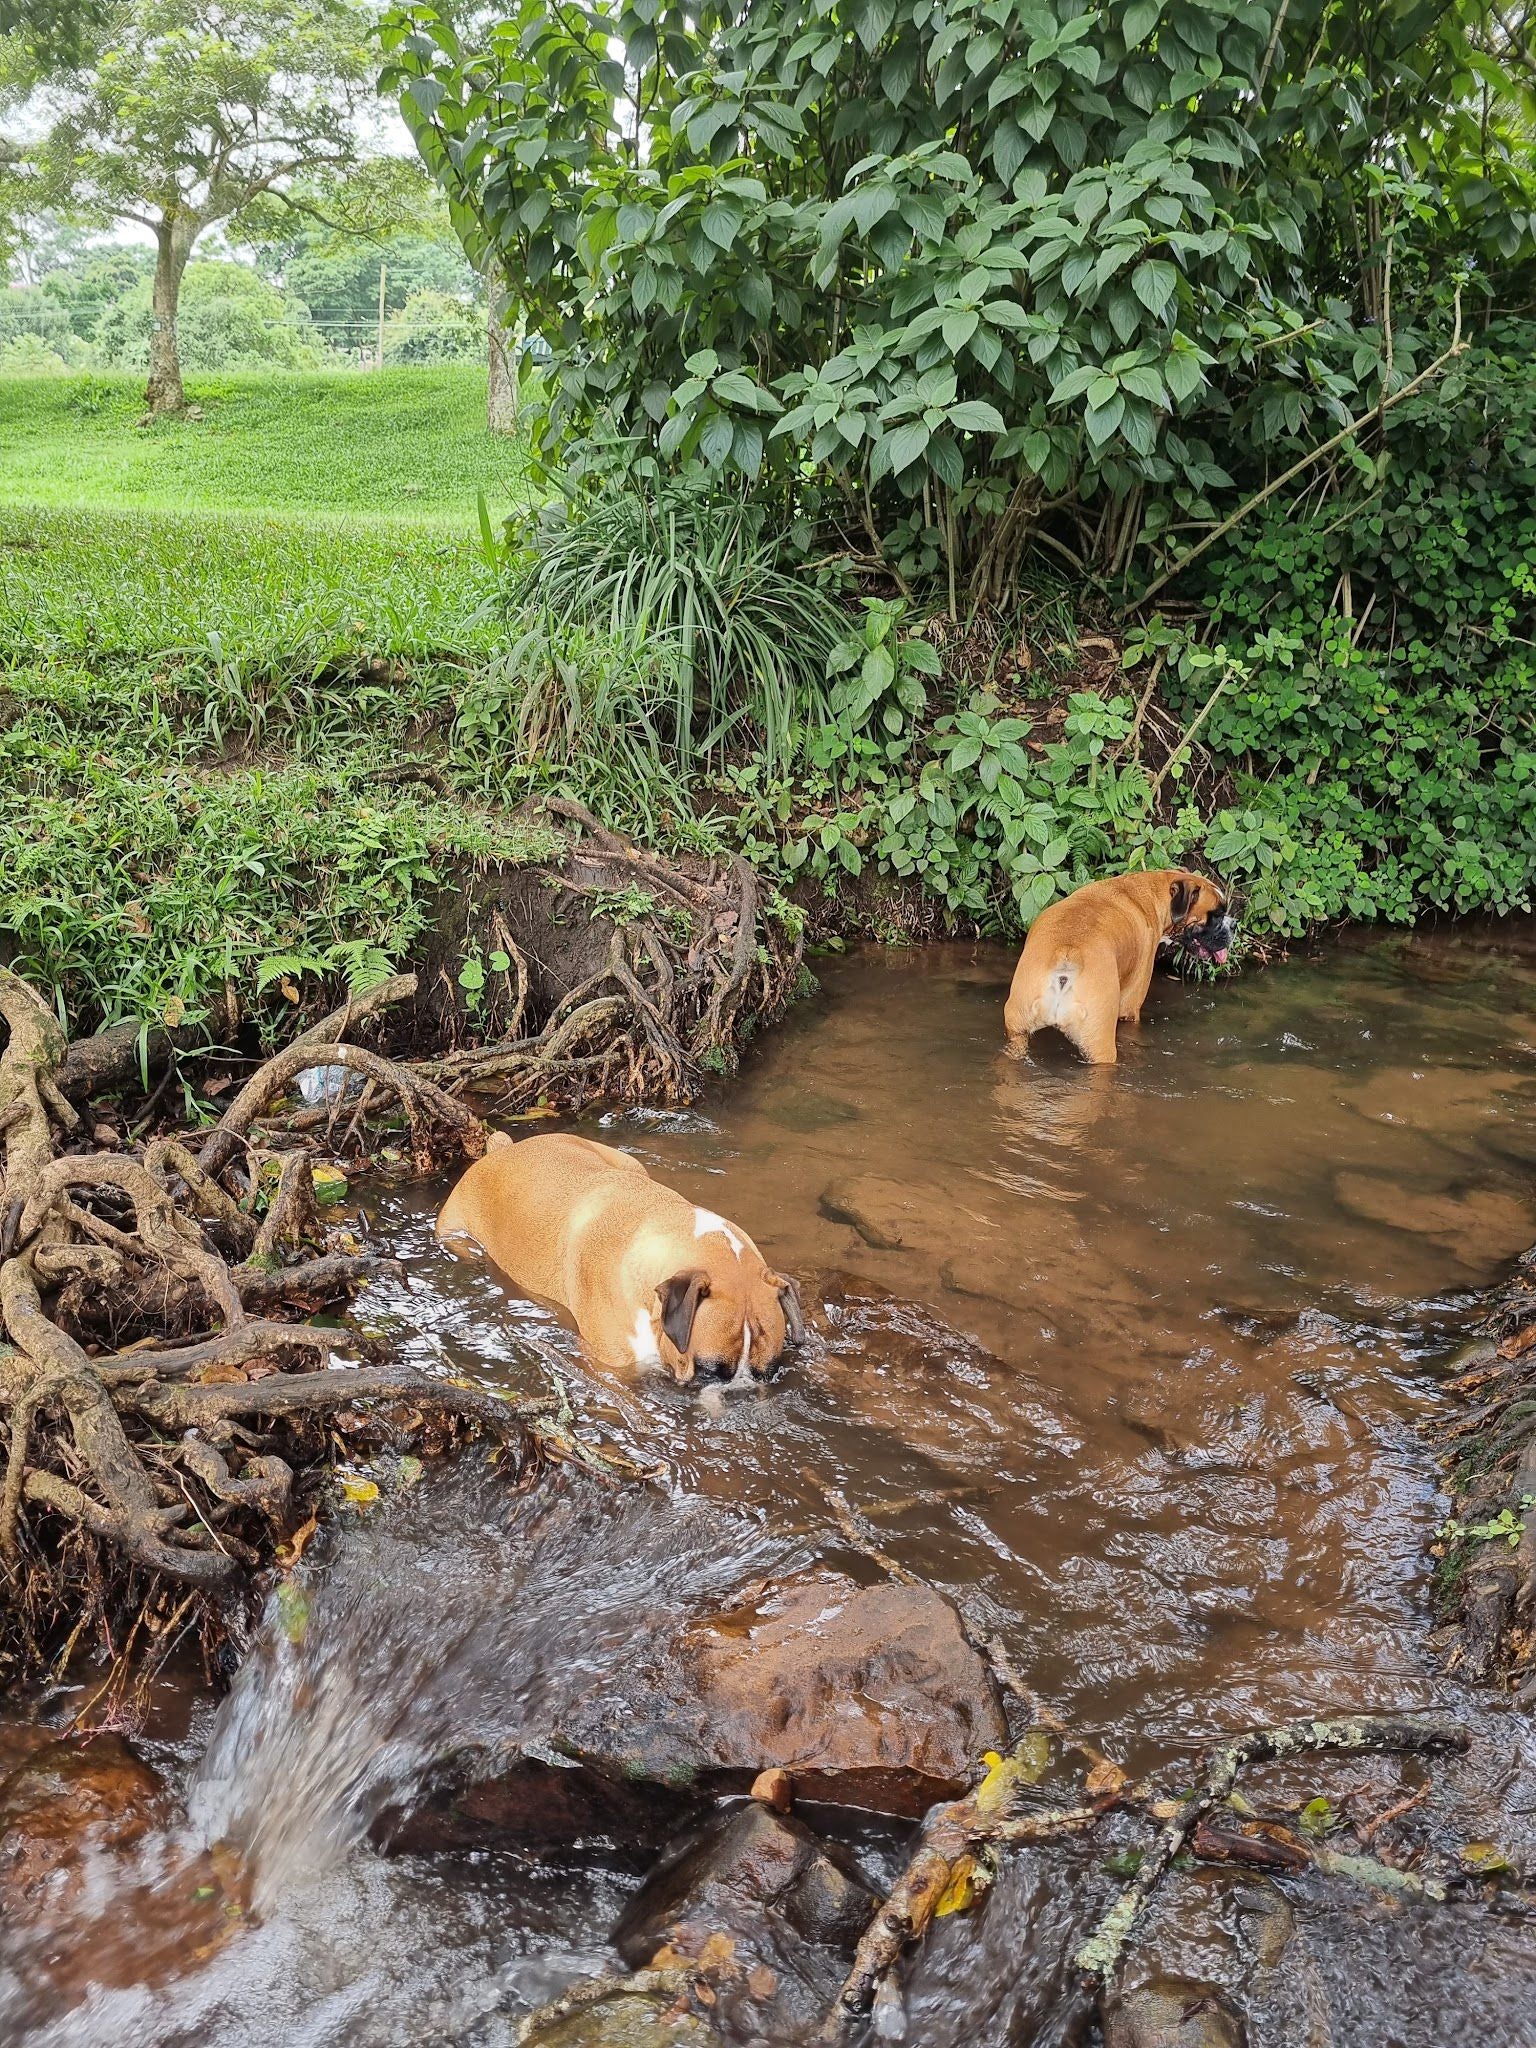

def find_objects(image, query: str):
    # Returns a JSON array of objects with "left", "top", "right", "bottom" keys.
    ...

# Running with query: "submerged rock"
[
  {"left": 0, "top": 1733, "right": 170, "bottom": 1918},
  {"left": 520, "top": 1980, "right": 714, "bottom": 2047},
  {"left": 821, "top": 1173, "right": 935, "bottom": 1250},
  {"left": 0, "top": 1732, "right": 234, "bottom": 2023},
  {"left": 615, "top": 1802, "right": 878, "bottom": 2035},
  {"left": 560, "top": 1566, "right": 1008, "bottom": 1818},
  {"left": 1332, "top": 1172, "right": 1536, "bottom": 1267},
  {"left": 1102, "top": 1978, "right": 1247, "bottom": 2048}
]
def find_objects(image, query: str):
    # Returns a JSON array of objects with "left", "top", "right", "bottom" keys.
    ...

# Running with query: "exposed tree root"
[
  {"left": 416, "top": 798, "right": 804, "bottom": 1113},
  {"left": 0, "top": 965, "right": 526, "bottom": 1687}
]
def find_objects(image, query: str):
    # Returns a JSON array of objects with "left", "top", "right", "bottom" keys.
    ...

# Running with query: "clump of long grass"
[
  {"left": 499, "top": 478, "right": 846, "bottom": 774},
  {"left": 451, "top": 614, "right": 703, "bottom": 844}
]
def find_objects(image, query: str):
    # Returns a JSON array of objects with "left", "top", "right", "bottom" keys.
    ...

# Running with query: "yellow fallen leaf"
[
  {"left": 337, "top": 1472, "right": 379, "bottom": 1506},
  {"left": 506, "top": 1105, "right": 560, "bottom": 1122},
  {"left": 974, "top": 1731, "right": 1051, "bottom": 1815},
  {"left": 1460, "top": 1840, "right": 1510, "bottom": 1874},
  {"left": 934, "top": 1855, "right": 978, "bottom": 1917},
  {"left": 311, "top": 1164, "right": 349, "bottom": 1206}
]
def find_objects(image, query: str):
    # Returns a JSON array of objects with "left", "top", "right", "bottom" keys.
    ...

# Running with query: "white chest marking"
[
  {"left": 693, "top": 1207, "right": 746, "bottom": 1257},
  {"left": 629, "top": 1306, "right": 661, "bottom": 1367}
]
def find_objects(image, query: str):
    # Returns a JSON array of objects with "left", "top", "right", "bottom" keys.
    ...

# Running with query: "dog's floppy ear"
[
  {"left": 776, "top": 1275, "right": 806, "bottom": 1346},
  {"left": 1169, "top": 875, "right": 1195, "bottom": 927},
  {"left": 658, "top": 1268, "right": 711, "bottom": 1356}
]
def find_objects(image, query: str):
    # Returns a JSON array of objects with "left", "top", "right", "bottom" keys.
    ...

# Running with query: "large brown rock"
[
  {"left": 614, "top": 1802, "right": 878, "bottom": 2037},
  {"left": 0, "top": 1733, "right": 234, "bottom": 2024},
  {"left": 560, "top": 1567, "right": 1008, "bottom": 1818},
  {"left": 378, "top": 1752, "right": 698, "bottom": 1861}
]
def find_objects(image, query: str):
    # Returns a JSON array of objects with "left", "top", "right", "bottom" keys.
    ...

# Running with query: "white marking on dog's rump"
[
  {"left": 693, "top": 1207, "right": 746, "bottom": 1257},
  {"left": 629, "top": 1306, "right": 661, "bottom": 1367},
  {"left": 1041, "top": 960, "right": 1077, "bottom": 1026}
]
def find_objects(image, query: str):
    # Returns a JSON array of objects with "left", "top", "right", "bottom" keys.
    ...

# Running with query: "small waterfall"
[{"left": 189, "top": 1464, "right": 788, "bottom": 1914}]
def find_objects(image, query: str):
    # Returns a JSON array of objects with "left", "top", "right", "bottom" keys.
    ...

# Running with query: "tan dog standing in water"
[
  {"left": 436, "top": 1132, "right": 803, "bottom": 1384},
  {"left": 1004, "top": 869, "right": 1234, "bottom": 1065}
]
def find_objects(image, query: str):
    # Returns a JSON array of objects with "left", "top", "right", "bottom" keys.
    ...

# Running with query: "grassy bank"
[
  {"left": 0, "top": 372, "right": 549, "bottom": 1041},
  {"left": 6, "top": 342, "right": 1534, "bottom": 1046},
  {"left": 0, "top": 367, "right": 530, "bottom": 523}
]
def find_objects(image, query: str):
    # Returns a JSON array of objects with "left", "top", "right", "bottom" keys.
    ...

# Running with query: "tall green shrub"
[{"left": 383, "top": 0, "right": 1536, "bottom": 602}]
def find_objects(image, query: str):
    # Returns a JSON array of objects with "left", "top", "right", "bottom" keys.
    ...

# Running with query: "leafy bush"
[
  {"left": 385, "top": 0, "right": 1536, "bottom": 601},
  {"left": 1161, "top": 331, "right": 1536, "bottom": 933}
]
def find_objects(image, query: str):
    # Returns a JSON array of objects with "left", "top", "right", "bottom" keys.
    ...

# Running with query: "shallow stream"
[{"left": 6, "top": 928, "right": 1536, "bottom": 2045}]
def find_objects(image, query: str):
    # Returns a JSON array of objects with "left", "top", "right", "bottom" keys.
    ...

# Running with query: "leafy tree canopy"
[
  {"left": 35, "top": 0, "right": 377, "bottom": 407},
  {"left": 383, "top": 0, "right": 1536, "bottom": 599}
]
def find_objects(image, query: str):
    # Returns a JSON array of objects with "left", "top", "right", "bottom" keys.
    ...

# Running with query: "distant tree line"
[{"left": 0, "top": 223, "right": 485, "bottom": 376}]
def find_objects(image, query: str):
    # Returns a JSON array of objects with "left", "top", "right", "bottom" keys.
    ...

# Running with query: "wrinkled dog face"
[
  {"left": 1167, "top": 872, "right": 1235, "bottom": 965},
  {"left": 654, "top": 1270, "right": 805, "bottom": 1385}
]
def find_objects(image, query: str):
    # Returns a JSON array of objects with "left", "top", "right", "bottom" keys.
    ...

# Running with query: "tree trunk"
[
  {"left": 486, "top": 267, "right": 517, "bottom": 436},
  {"left": 145, "top": 214, "right": 196, "bottom": 416}
]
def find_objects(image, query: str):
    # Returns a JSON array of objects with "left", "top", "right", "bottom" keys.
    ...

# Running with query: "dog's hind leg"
[{"left": 1064, "top": 1008, "right": 1119, "bottom": 1065}]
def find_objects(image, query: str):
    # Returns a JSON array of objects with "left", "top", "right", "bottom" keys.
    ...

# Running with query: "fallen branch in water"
[
  {"left": 826, "top": 1776, "right": 1101, "bottom": 2033},
  {"left": 1072, "top": 1711, "right": 1468, "bottom": 1984}
]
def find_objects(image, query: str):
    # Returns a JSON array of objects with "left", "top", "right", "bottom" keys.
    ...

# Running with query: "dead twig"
[{"left": 1072, "top": 1711, "right": 1468, "bottom": 1984}]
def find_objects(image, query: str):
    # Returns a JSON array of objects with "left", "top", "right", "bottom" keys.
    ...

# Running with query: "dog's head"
[
  {"left": 1164, "top": 871, "right": 1235, "bottom": 965},
  {"left": 652, "top": 1267, "right": 805, "bottom": 1387}
]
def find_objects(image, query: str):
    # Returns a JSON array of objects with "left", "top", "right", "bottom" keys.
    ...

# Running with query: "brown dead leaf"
[
  {"left": 1085, "top": 1757, "right": 1129, "bottom": 1799},
  {"left": 1498, "top": 1321, "right": 1536, "bottom": 1360},
  {"left": 276, "top": 1510, "right": 319, "bottom": 1569},
  {"left": 751, "top": 1766, "right": 793, "bottom": 1813},
  {"left": 191, "top": 1362, "right": 249, "bottom": 1386}
]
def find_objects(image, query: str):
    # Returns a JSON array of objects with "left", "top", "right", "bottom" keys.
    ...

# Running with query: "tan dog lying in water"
[
  {"left": 436, "top": 1131, "right": 804, "bottom": 1385},
  {"left": 1004, "top": 869, "right": 1234, "bottom": 1065}
]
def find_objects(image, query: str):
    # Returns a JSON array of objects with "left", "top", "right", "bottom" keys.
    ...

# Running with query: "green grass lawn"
[
  {"left": 0, "top": 368, "right": 553, "bottom": 1038},
  {"left": 0, "top": 366, "right": 532, "bottom": 524},
  {"left": 1, "top": 503, "right": 499, "bottom": 663}
]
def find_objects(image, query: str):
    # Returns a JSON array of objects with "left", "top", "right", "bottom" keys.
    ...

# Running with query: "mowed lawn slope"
[{"left": 0, "top": 366, "right": 530, "bottom": 523}]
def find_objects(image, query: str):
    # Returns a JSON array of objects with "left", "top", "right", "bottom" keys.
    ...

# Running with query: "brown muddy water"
[{"left": 7, "top": 928, "right": 1536, "bottom": 2046}]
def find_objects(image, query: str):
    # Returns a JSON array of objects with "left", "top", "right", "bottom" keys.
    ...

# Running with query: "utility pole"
[{"left": 376, "top": 263, "right": 388, "bottom": 368}]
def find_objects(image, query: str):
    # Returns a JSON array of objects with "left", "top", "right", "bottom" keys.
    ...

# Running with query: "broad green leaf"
[
  {"left": 699, "top": 411, "right": 734, "bottom": 466},
  {"left": 948, "top": 399, "right": 1006, "bottom": 432},
  {"left": 1132, "top": 258, "right": 1178, "bottom": 317}
]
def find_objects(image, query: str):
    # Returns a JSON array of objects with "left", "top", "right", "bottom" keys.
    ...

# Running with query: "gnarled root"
[
  {"left": 422, "top": 801, "right": 803, "bottom": 1112},
  {"left": 0, "top": 972, "right": 542, "bottom": 1685}
]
